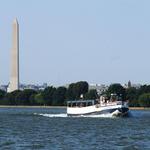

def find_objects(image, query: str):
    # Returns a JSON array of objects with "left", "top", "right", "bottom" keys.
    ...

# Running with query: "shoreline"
[
  {"left": 0, "top": 105, "right": 66, "bottom": 108},
  {"left": 0, "top": 105, "right": 149, "bottom": 110},
  {"left": 129, "top": 107, "right": 150, "bottom": 110}
]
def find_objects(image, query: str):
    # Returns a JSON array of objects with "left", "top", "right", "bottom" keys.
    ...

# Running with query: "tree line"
[
  {"left": 105, "top": 83, "right": 150, "bottom": 107},
  {"left": 0, "top": 81, "right": 97, "bottom": 106},
  {"left": 0, "top": 82, "right": 150, "bottom": 107}
]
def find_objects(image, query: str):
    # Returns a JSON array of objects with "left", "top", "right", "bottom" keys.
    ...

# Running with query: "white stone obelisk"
[{"left": 7, "top": 18, "right": 19, "bottom": 92}]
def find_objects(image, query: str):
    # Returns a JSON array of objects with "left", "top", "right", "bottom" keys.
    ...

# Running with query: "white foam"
[
  {"left": 85, "top": 113, "right": 114, "bottom": 118},
  {"left": 35, "top": 113, "right": 67, "bottom": 118},
  {"left": 34, "top": 113, "right": 114, "bottom": 118}
]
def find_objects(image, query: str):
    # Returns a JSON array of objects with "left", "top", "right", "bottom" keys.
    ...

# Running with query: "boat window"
[
  {"left": 68, "top": 103, "right": 72, "bottom": 107},
  {"left": 87, "top": 102, "right": 92, "bottom": 106},
  {"left": 68, "top": 101, "right": 94, "bottom": 107},
  {"left": 77, "top": 102, "right": 82, "bottom": 107},
  {"left": 72, "top": 102, "right": 76, "bottom": 107},
  {"left": 76, "top": 102, "right": 86, "bottom": 107},
  {"left": 82, "top": 102, "right": 86, "bottom": 107},
  {"left": 76, "top": 102, "right": 80, "bottom": 107}
]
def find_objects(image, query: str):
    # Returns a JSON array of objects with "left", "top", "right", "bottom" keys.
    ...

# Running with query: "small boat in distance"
[{"left": 67, "top": 94, "right": 129, "bottom": 117}]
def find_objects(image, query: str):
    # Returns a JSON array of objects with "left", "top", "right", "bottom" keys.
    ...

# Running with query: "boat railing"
[
  {"left": 67, "top": 100, "right": 128, "bottom": 108},
  {"left": 96, "top": 101, "right": 128, "bottom": 107}
]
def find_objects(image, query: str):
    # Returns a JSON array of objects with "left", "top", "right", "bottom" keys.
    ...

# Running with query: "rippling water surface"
[{"left": 0, "top": 108, "right": 150, "bottom": 150}]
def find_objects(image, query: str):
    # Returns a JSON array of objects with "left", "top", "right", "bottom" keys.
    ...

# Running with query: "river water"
[{"left": 0, "top": 108, "right": 149, "bottom": 150}]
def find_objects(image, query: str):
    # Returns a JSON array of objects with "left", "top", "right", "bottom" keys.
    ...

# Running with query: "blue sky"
[{"left": 0, "top": 0, "right": 150, "bottom": 86}]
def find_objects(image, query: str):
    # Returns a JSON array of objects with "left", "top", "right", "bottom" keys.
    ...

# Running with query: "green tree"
[
  {"left": 34, "top": 93, "right": 45, "bottom": 105},
  {"left": 66, "top": 83, "right": 76, "bottom": 100},
  {"left": 84, "top": 89, "right": 98, "bottom": 100},
  {"left": 53, "top": 87, "right": 67, "bottom": 106},
  {"left": 15, "top": 89, "right": 37, "bottom": 105},
  {"left": 138, "top": 85, "right": 150, "bottom": 95},
  {"left": 76, "top": 81, "right": 89, "bottom": 98},
  {"left": 126, "top": 87, "right": 139, "bottom": 106},
  {"left": 41, "top": 86, "right": 56, "bottom": 105},
  {"left": 0, "top": 90, "right": 6, "bottom": 100},
  {"left": 66, "top": 81, "right": 89, "bottom": 100},
  {"left": 2, "top": 90, "right": 21, "bottom": 105},
  {"left": 106, "top": 83, "right": 126, "bottom": 100},
  {"left": 138, "top": 93, "right": 150, "bottom": 107}
]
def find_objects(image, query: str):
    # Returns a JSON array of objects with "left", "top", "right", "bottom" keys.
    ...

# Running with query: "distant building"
[
  {"left": 128, "top": 80, "right": 131, "bottom": 88},
  {"left": 19, "top": 83, "right": 48, "bottom": 91},
  {"left": 123, "top": 81, "right": 141, "bottom": 89},
  {"left": 131, "top": 83, "right": 141, "bottom": 89},
  {"left": 0, "top": 85, "right": 8, "bottom": 92},
  {"left": 89, "top": 84, "right": 108, "bottom": 95}
]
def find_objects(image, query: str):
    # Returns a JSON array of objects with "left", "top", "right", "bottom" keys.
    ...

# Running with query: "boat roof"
[{"left": 67, "top": 100, "right": 95, "bottom": 104}]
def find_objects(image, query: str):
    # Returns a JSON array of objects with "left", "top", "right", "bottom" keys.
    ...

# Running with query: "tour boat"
[{"left": 67, "top": 94, "right": 129, "bottom": 117}]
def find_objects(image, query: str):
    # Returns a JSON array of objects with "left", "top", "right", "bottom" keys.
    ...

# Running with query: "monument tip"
[{"left": 13, "top": 18, "right": 18, "bottom": 24}]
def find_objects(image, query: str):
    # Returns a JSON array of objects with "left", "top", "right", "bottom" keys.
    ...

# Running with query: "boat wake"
[
  {"left": 34, "top": 113, "right": 115, "bottom": 118},
  {"left": 35, "top": 113, "right": 67, "bottom": 118}
]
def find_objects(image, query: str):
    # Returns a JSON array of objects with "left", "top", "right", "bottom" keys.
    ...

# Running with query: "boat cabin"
[{"left": 67, "top": 100, "right": 95, "bottom": 108}]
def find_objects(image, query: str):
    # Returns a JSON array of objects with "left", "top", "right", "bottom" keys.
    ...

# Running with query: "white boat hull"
[{"left": 67, "top": 104, "right": 129, "bottom": 117}]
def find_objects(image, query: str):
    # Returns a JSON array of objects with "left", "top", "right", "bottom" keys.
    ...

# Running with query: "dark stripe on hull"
[{"left": 67, "top": 107, "right": 129, "bottom": 117}]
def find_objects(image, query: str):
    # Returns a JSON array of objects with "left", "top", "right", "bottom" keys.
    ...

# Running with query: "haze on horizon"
[{"left": 0, "top": 0, "right": 150, "bottom": 86}]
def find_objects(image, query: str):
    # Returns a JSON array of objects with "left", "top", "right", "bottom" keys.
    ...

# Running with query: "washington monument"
[{"left": 7, "top": 19, "right": 19, "bottom": 92}]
